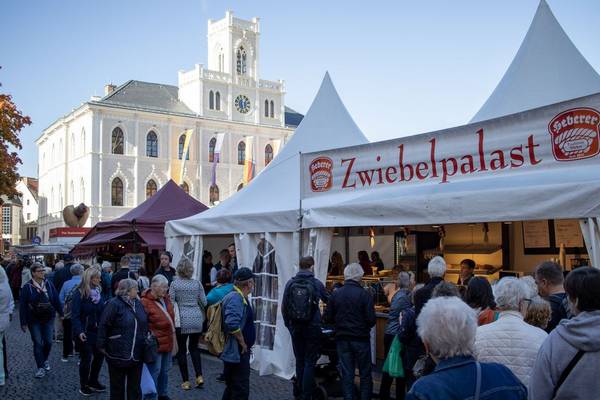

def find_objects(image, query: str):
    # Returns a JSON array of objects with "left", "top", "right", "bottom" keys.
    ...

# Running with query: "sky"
[{"left": 2, "top": 0, "right": 600, "bottom": 178}]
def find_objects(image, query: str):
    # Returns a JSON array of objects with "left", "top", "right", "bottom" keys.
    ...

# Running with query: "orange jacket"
[{"left": 141, "top": 289, "right": 176, "bottom": 353}]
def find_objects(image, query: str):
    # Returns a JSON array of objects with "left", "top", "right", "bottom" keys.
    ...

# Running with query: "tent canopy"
[
  {"left": 73, "top": 180, "right": 207, "bottom": 255},
  {"left": 471, "top": 0, "right": 600, "bottom": 123},
  {"left": 165, "top": 73, "right": 369, "bottom": 237},
  {"left": 302, "top": 92, "right": 600, "bottom": 229}
]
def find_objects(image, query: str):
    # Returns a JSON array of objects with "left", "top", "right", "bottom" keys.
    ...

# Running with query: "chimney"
[{"left": 104, "top": 84, "right": 116, "bottom": 95}]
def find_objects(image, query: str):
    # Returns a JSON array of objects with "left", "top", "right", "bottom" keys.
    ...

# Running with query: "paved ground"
[{"left": 0, "top": 311, "right": 293, "bottom": 399}]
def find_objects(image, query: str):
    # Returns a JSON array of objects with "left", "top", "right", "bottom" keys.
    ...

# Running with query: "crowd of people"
[{"left": 0, "top": 247, "right": 598, "bottom": 400}]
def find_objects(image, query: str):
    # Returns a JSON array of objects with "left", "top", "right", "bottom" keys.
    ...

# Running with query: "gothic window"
[
  {"left": 209, "top": 90, "right": 214, "bottom": 110},
  {"left": 209, "top": 185, "right": 219, "bottom": 205},
  {"left": 270, "top": 100, "right": 275, "bottom": 118},
  {"left": 111, "top": 127, "right": 124, "bottom": 154},
  {"left": 218, "top": 53, "right": 224, "bottom": 72},
  {"left": 237, "top": 141, "right": 246, "bottom": 165},
  {"left": 178, "top": 134, "right": 189, "bottom": 160},
  {"left": 80, "top": 178, "right": 85, "bottom": 204},
  {"left": 71, "top": 133, "right": 76, "bottom": 159},
  {"left": 215, "top": 92, "right": 221, "bottom": 111},
  {"left": 209, "top": 137, "right": 216, "bottom": 163},
  {"left": 236, "top": 46, "right": 247, "bottom": 75},
  {"left": 58, "top": 184, "right": 63, "bottom": 210},
  {"left": 146, "top": 179, "right": 157, "bottom": 199},
  {"left": 81, "top": 128, "right": 86, "bottom": 155},
  {"left": 265, "top": 144, "right": 273, "bottom": 166},
  {"left": 111, "top": 178, "right": 123, "bottom": 206},
  {"left": 70, "top": 180, "right": 75, "bottom": 204},
  {"left": 146, "top": 131, "right": 158, "bottom": 157},
  {"left": 180, "top": 182, "right": 189, "bottom": 194},
  {"left": 264, "top": 99, "right": 269, "bottom": 117}
]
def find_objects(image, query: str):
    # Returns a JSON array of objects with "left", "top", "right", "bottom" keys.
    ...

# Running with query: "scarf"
[{"left": 31, "top": 279, "right": 47, "bottom": 294}]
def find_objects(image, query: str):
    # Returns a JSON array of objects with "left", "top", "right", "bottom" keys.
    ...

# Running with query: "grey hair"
[
  {"left": 397, "top": 271, "right": 411, "bottom": 289},
  {"left": 344, "top": 263, "right": 364, "bottom": 282},
  {"left": 115, "top": 278, "right": 138, "bottom": 297},
  {"left": 520, "top": 275, "right": 538, "bottom": 299},
  {"left": 493, "top": 277, "right": 527, "bottom": 311},
  {"left": 55, "top": 261, "right": 64, "bottom": 270},
  {"left": 101, "top": 261, "right": 112, "bottom": 271},
  {"left": 417, "top": 296, "right": 477, "bottom": 359},
  {"left": 428, "top": 256, "right": 447, "bottom": 278},
  {"left": 70, "top": 263, "right": 84, "bottom": 275},
  {"left": 151, "top": 274, "right": 169, "bottom": 287}
]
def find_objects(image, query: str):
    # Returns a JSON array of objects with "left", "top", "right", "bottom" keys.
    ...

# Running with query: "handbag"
[
  {"left": 382, "top": 336, "right": 404, "bottom": 378},
  {"left": 140, "top": 363, "right": 157, "bottom": 396},
  {"left": 127, "top": 300, "right": 158, "bottom": 364}
]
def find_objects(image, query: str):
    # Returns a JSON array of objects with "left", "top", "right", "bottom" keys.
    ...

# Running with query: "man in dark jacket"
[
  {"left": 282, "top": 256, "right": 329, "bottom": 400},
  {"left": 325, "top": 263, "right": 376, "bottom": 400},
  {"left": 535, "top": 261, "right": 569, "bottom": 332},
  {"left": 413, "top": 256, "right": 447, "bottom": 315},
  {"left": 110, "top": 256, "right": 131, "bottom": 297},
  {"left": 53, "top": 254, "right": 75, "bottom": 293}
]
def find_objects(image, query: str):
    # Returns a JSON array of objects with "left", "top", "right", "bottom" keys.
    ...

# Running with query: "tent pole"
[{"left": 298, "top": 151, "right": 303, "bottom": 260}]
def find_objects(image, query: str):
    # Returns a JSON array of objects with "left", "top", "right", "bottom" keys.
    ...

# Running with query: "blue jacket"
[
  {"left": 207, "top": 283, "right": 234, "bottom": 306},
  {"left": 325, "top": 279, "right": 376, "bottom": 341},
  {"left": 282, "top": 270, "right": 329, "bottom": 327},
  {"left": 71, "top": 289, "right": 106, "bottom": 345},
  {"left": 220, "top": 287, "right": 254, "bottom": 364},
  {"left": 97, "top": 296, "right": 148, "bottom": 368},
  {"left": 19, "top": 279, "right": 63, "bottom": 326},
  {"left": 59, "top": 275, "right": 82, "bottom": 307},
  {"left": 407, "top": 356, "right": 527, "bottom": 400}
]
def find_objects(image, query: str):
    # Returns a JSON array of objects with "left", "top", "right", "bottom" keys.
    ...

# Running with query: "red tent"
[{"left": 72, "top": 180, "right": 208, "bottom": 257}]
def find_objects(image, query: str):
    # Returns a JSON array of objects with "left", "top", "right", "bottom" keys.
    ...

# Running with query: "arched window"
[
  {"left": 180, "top": 182, "right": 189, "bottom": 194},
  {"left": 236, "top": 46, "right": 247, "bottom": 75},
  {"left": 58, "top": 184, "right": 63, "bottom": 210},
  {"left": 50, "top": 187, "right": 54, "bottom": 211},
  {"left": 270, "top": 100, "right": 275, "bottom": 118},
  {"left": 237, "top": 183, "right": 244, "bottom": 191},
  {"left": 111, "top": 127, "right": 124, "bottom": 154},
  {"left": 80, "top": 179, "right": 85, "bottom": 204},
  {"left": 215, "top": 92, "right": 221, "bottom": 111},
  {"left": 265, "top": 144, "right": 273, "bottom": 166},
  {"left": 208, "top": 137, "right": 216, "bottom": 163},
  {"left": 81, "top": 128, "right": 86, "bottom": 155},
  {"left": 146, "top": 179, "right": 157, "bottom": 199},
  {"left": 209, "top": 185, "right": 219, "bottom": 205},
  {"left": 209, "top": 90, "right": 214, "bottom": 110},
  {"left": 70, "top": 180, "right": 75, "bottom": 204},
  {"left": 111, "top": 178, "right": 123, "bottom": 206},
  {"left": 146, "top": 131, "right": 158, "bottom": 157},
  {"left": 178, "top": 134, "right": 189, "bottom": 160},
  {"left": 264, "top": 99, "right": 269, "bottom": 117},
  {"left": 237, "top": 141, "right": 246, "bottom": 165},
  {"left": 218, "top": 53, "right": 224, "bottom": 72},
  {"left": 71, "top": 133, "right": 76, "bottom": 159}
]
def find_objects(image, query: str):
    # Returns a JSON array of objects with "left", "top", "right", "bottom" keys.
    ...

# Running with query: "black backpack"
[{"left": 284, "top": 277, "right": 318, "bottom": 323}]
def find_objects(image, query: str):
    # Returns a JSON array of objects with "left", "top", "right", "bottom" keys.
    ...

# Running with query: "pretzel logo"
[
  {"left": 309, "top": 157, "right": 333, "bottom": 192},
  {"left": 549, "top": 108, "right": 600, "bottom": 161}
]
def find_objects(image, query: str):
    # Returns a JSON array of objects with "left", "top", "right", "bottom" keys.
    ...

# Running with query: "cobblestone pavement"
[{"left": 0, "top": 312, "right": 293, "bottom": 399}]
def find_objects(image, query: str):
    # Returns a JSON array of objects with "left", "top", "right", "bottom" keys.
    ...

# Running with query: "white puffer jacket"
[{"left": 474, "top": 310, "right": 547, "bottom": 387}]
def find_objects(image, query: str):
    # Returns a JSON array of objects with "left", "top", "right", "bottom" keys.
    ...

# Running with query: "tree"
[{"left": 0, "top": 68, "right": 31, "bottom": 198}]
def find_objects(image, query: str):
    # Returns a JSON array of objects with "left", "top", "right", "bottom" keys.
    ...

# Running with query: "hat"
[
  {"left": 234, "top": 267, "right": 255, "bottom": 282},
  {"left": 344, "top": 263, "right": 364, "bottom": 282}
]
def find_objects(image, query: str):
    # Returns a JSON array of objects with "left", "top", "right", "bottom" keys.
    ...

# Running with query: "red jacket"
[{"left": 141, "top": 289, "right": 176, "bottom": 353}]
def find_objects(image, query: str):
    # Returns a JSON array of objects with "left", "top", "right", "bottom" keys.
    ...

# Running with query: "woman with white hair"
[
  {"left": 406, "top": 297, "right": 526, "bottom": 399},
  {"left": 474, "top": 277, "right": 547, "bottom": 386},
  {"left": 413, "top": 256, "right": 447, "bottom": 315},
  {"left": 0, "top": 267, "right": 14, "bottom": 386}
]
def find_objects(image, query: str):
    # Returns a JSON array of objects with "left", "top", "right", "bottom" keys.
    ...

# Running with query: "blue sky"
[{"left": 3, "top": 0, "right": 600, "bottom": 178}]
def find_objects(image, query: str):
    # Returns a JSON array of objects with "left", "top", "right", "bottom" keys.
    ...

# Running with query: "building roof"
[
  {"left": 20, "top": 177, "right": 39, "bottom": 201},
  {"left": 471, "top": 0, "right": 600, "bottom": 123},
  {"left": 0, "top": 195, "right": 22, "bottom": 207},
  {"left": 92, "top": 80, "right": 304, "bottom": 127}
]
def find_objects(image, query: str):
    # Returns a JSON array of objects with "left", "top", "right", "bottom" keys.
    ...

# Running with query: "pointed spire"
[
  {"left": 275, "top": 72, "right": 368, "bottom": 160},
  {"left": 471, "top": 0, "right": 600, "bottom": 123}
]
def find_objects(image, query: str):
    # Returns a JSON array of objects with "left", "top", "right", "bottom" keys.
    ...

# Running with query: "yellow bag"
[{"left": 204, "top": 302, "right": 225, "bottom": 356}]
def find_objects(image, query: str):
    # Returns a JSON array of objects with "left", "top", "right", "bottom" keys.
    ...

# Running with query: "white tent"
[
  {"left": 165, "top": 73, "right": 368, "bottom": 378},
  {"left": 471, "top": 0, "right": 600, "bottom": 123}
]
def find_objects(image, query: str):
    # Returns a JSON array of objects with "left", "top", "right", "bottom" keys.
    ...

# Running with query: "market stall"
[
  {"left": 73, "top": 179, "right": 207, "bottom": 272},
  {"left": 165, "top": 74, "right": 369, "bottom": 377}
]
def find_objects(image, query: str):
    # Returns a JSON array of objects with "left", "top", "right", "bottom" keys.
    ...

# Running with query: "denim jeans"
[
  {"left": 29, "top": 321, "right": 54, "bottom": 368},
  {"left": 147, "top": 352, "right": 171, "bottom": 398},
  {"left": 290, "top": 324, "right": 321, "bottom": 400},
  {"left": 336, "top": 339, "right": 373, "bottom": 400}
]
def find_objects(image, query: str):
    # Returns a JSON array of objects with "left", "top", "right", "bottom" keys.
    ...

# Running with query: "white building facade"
[{"left": 36, "top": 12, "right": 303, "bottom": 242}]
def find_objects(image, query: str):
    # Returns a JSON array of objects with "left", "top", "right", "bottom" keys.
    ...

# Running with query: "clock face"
[{"left": 235, "top": 95, "right": 251, "bottom": 114}]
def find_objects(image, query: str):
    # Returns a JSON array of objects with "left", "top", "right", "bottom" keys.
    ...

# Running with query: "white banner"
[{"left": 301, "top": 94, "right": 600, "bottom": 200}]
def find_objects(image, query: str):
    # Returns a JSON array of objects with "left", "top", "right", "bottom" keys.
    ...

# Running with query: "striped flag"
[
  {"left": 171, "top": 128, "right": 193, "bottom": 184},
  {"left": 210, "top": 133, "right": 225, "bottom": 187},
  {"left": 243, "top": 136, "right": 255, "bottom": 185}
]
